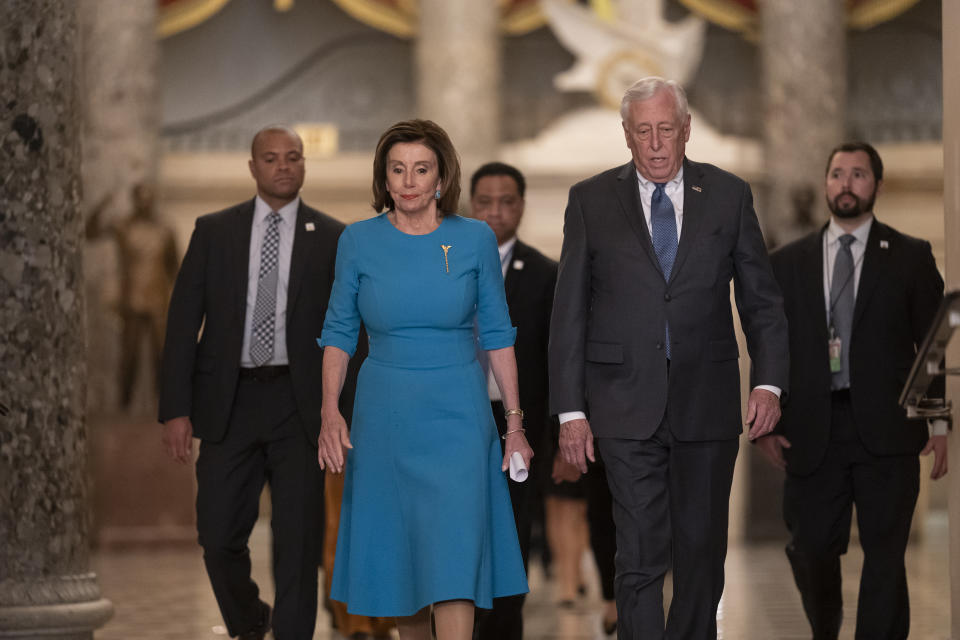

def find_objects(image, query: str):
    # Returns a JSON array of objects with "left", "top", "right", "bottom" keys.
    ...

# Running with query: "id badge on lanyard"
[{"left": 828, "top": 325, "right": 842, "bottom": 373}]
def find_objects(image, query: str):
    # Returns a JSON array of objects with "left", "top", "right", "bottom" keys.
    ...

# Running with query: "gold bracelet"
[
  {"left": 504, "top": 408, "right": 524, "bottom": 420},
  {"left": 501, "top": 427, "right": 526, "bottom": 440}
]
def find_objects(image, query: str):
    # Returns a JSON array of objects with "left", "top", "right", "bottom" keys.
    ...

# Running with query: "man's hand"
[
  {"left": 920, "top": 435, "right": 948, "bottom": 480},
  {"left": 318, "top": 410, "right": 352, "bottom": 474},
  {"left": 754, "top": 434, "right": 791, "bottom": 470},
  {"left": 559, "top": 418, "right": 595, "bottom": 474},
  {"left": 162, "top": 416, "right": 194, "bottom": 464},
  {"left": 745, "top": 388, "right": 781, "bottom": 440}
]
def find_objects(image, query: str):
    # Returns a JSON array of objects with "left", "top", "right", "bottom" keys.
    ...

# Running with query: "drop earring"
[{"left": 435, "top": 189, "right": 441, "bottom": 200}]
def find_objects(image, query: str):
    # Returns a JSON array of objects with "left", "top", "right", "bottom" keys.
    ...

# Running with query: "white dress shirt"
[
  {"left": 637, "top": 167, "right": 684, "bottom": 239},
  {"left": 822, "top": 215, "right": 872, "bottom": 318},
  {"left": 240, "top": 196, "right": 298, "bottom": 367},
  {"left": 558, "top": 167, "right": 780, "bottom": 426}
]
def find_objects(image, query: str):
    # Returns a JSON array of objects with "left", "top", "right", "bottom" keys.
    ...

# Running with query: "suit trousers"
[
  {"left": 475, "top": 402, "right": 530, "bottom": 640},
  {"left": 783, "top": 392, "right": 919, "bottom": 640},
  {"left": 196, "top": 371, "right": 324, "bottom": 639},
  {"left": 585, "top": 448, "right": 617, "bottom": 603},
  {"left": 598, "top": 420, "right": 739, "bottom": 640}
]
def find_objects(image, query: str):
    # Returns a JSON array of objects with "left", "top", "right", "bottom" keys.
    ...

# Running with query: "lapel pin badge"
[
  {"left": 305, "top": 222, "right": 316, "bottom": 232},
  {"left": 880, "top": 240, "right": 889, "bottom": 249},
  {"left": 691, "top": 185, "right": 702, "bottom": 192},
  {"left": 512, "top": 259, "right": 524, "bottom": 271}
]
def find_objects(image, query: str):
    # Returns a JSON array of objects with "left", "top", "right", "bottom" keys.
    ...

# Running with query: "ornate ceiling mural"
[
  {"left": 328, "top": 0, "right": 547, "bottom": 36},
  {"left": 158, "top": 0, "right": 232, "bottom": 38},
  {"left": 677, "top": 0, "right": 923, "bottom": 35},
  {"left": 158, "top": 0, "right": 922, "bottom": 39}
]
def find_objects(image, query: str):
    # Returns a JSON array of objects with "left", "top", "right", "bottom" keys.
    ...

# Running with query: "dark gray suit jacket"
[
  {"left": 549, "top": 158, "right": 789, "bottom": 441},
  {"left": 158, "top": 198, "right": 348, "bottom": 443},
  {"left": 770, "top": 220, "right": 944, "bottom": 475}
]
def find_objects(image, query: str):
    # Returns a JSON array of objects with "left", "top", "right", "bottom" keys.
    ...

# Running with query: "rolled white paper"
[{"left": 509, "top": 451, "right": 528, "bottom": 482}]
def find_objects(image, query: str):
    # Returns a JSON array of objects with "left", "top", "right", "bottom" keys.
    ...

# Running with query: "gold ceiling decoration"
[
  {"left": 677, "top": 0, "right": 923, "bottom": 37},
  {"left": 157, "top": 0, "right": 233, "bottom": 38},
  {"left": 329, "top": 0, "right": 549, "bottom": 38}
]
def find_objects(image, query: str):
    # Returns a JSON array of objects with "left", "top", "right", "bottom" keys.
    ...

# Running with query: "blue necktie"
[{"left": 651, "top": 183, "right": 677, "bottom": 358}]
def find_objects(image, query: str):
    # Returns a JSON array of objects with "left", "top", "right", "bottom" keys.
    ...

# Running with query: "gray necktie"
[
  {"left": 250, "top": 211, "right": 281, "bottom": 366},
  {"left": 651, "top": 183, "right": 677, "bottom": 358},
  {"left": 830, "top": 234, "right": 856, "bottom": 389}
]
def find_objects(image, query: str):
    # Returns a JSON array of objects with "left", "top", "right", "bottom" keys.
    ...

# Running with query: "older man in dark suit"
[
  {"left": 549, "top": 77, "right": 789, "bottom": 639},
  {"left": 159, "top": 126, "right": 352, "bottom": 639},
  {"left": 758, "top": 141, "right": 948, "bottom": 639},
  {"left": 470, "top": 161, "right": 557, "bottom": 640}
]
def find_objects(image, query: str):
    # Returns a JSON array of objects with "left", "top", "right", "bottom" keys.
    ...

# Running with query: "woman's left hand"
[{"left": 501, "top": 427, "right": 534, "bottom": 473}]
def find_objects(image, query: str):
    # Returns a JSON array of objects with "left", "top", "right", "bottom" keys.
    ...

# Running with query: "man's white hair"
[{"left": 620, "top": 77, "right": 689, "bottom": 122}]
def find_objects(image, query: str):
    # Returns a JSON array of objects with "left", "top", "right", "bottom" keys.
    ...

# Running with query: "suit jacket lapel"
[
  {"left": 286, "top": 202, "right": 311, "bottom": 316},
  {"left": 669, "top": 158, "right": 706, "bottom": 285},
  {"left": 853, "top": 219, "right": 888, "bottom": 329},
  {"left": 504, "top": 240, "right": 526, "bottom": 305},
  {"left": 613, "top": 162, "right": 660, "bottom": 273},
  {"left": 232, "top": 199, "right": 256, "bottom": 320},
  {"left": 802, "top": 227, "right": 829, "bottom": 342}
]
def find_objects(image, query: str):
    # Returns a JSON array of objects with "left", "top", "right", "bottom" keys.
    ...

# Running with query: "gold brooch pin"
[{"left": 441, "top": 245, "right": 452, "bottom": 273}]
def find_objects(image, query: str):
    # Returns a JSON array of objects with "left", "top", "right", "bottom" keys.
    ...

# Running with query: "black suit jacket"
[
  {"left": 549, "top": 158, "right": 789, "bottom": 441},
  {"left": 770, "top": 219, "right": 944, "bottom": 475},
  {"left": 159, "top": 198, "right": 348, "bottom": 443},
  {"left": 503, "top": 240, "right": 558, "bottom": 449}
]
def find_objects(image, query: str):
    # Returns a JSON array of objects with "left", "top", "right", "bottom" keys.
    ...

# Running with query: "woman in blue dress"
[{"left": 317, "top": 119, "right": 532, "bottom": 640}]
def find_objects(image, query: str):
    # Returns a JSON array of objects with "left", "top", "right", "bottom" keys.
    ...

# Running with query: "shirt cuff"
[
  {"left": 753, "top": 385, "right": 782, "bottom": 398},
  {"left": 559, "top": 411, "right": 587, "bottom": 424},
  {"left": 930, "top": 419, "right": 949, "bottom": 437}
]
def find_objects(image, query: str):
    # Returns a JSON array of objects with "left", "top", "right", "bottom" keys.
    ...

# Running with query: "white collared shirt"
[
  {"left": 822, "top": 215, "right": 872, "bottom": 317},
  {"left": 240, "top": 196, "right": 298, "bottom": 367},
  {"left": 637, "top": 167, "right": 684, "bottom": 239}
]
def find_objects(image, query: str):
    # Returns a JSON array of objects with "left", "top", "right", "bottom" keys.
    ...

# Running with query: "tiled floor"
[{"left": 92, "top": 513, "right": 951, "bottom": 639}]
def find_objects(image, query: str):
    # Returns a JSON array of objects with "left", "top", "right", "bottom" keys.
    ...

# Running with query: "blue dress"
[{"left": 319, "top": 213, "right": 529, "bottom": 616}]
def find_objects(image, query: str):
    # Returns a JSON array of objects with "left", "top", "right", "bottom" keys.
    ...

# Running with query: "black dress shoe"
[{"left": 238, "top": 602, "right": 271, "bottom": 639}]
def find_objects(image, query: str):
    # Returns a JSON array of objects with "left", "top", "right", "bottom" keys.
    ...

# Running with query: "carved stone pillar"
[
  {"left": 759, "top": 0, "right": 846, "bottom": 247},
  {"left": 744, "top": 0, "right": 846, "bottom": 542},
  {"left": 416, "top": 1, "right": 500, "bottom": 191},
  {"left": 0, "top": 1, "right": 113, "bottom": 636}
]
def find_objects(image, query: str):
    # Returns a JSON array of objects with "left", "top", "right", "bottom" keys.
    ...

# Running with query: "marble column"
[
  {"left": 79, "top": 0, "right": 161, "bottom": 414},
  {"left": 741, "top": 0, "right": 846, "bottom": 541},
  {"left": 416, "top": 1, "right": 500, "bottom": 196},
  {"left": 759, "top": 0, "right": 846, "bottom": 247},
  {"left": 942, "top": 1, "right": 960, "bottom": 635},
  {"left": 0, "top": 1, "right": 113, "bottom": 637}
]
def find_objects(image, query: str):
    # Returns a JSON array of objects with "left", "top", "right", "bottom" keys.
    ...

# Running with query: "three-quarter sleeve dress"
[{"left": 319, "top": 213, "right": 529, "bottom": 616}]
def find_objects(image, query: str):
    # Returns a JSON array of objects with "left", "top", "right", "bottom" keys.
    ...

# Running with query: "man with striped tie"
[
  {"left": 549, "top": 77, "right": 789, "bottom": 639},
  {"left": 159, "top": 126, "right": 351, "bottom": 639}
]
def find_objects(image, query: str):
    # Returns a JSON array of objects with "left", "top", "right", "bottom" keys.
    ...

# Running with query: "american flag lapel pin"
[
  {"left": 305, "top": 222, "right": 316, "bottom": 232},
  {"left": 880, "top": 240, "right": 889, "bottom": 249}
]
